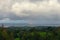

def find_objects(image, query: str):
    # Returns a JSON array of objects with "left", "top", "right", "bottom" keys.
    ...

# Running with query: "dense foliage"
[{"left": 0, "top": 26, "right": 60, "bottom": 40}]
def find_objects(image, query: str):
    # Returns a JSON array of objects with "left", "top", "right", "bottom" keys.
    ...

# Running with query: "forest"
[{"left": 0, "top": 25, "right": 60, "bottom": 40}]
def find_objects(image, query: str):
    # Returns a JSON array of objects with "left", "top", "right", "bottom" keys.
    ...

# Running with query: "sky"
[{"left": 0, "top": 0, "right": 60, "bottom": 25}]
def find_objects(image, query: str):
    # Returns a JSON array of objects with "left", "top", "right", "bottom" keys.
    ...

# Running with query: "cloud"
[
  {"left": 0, "top": 0, "right": 60, "bottom": 24},
  {"left": 11, "top": 0, "right": 60, "bottom": 19},
  {"left": 11, "top": 0, "right": 60, "bottom": 15},
  {"left": 0, "top": 18, "right": 28, "bottom": 23}
]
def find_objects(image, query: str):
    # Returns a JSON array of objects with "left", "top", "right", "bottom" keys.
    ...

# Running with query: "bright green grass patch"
[
  {"left": 39, "top": 32, "right": 53, "bottom": 37},
  {"left": 15, "top": 38, "right": 20, "bottom": 40},
  {"left": 39, "top": 32, "right": 46, "bottom": 37}
]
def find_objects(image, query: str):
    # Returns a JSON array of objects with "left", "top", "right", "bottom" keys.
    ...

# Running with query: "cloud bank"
[{"left": 0, "top": 0, "right": 60, "bottom": 25}]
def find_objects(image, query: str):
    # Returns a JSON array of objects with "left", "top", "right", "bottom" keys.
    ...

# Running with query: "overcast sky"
[{"left": 0, "top": 0, "right": 60, "bottom": 25}]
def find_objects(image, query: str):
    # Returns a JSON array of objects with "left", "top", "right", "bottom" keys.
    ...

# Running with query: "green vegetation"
[{"left": 0, "top": 26, "right": 60, "bottom": 40}]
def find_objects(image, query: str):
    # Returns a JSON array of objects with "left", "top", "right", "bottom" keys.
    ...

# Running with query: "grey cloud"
[
  {"left": 0, "top": 11, "right": 22, "bottom": 20},
  {"left": 22, "top": 10, "right": 60, "bottom": 21},
  {"left": 0, "top": 0, "right": 60, "bottom": 25},
  {"left": 30, "top": 0, "right": 43, "bottom": 2}
]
